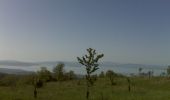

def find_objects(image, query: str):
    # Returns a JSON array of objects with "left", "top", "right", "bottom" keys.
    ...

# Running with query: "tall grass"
[{"left": 0, "top": 77, "right": 170, "bottom": 100}]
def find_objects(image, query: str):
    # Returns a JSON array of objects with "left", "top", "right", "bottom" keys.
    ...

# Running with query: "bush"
[{"left": 35, "top": 79, "right": 43, "bottom": 88}]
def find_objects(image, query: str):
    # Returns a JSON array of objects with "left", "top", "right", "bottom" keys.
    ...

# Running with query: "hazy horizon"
[{"left": 0, "top": 0, "right": 170, "bottom": 65}]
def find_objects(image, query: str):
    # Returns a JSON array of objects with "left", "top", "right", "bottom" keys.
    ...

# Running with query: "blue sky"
[{"left": 0, "top": 0, "right": 170, "bottom": 65}]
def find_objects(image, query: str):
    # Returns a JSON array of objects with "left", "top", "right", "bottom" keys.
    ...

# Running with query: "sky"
[{"left": 0, "top": 0, "right": 170, "bottom": 65}]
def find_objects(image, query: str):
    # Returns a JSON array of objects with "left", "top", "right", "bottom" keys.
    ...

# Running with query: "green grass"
[{"left": 0, "top": 77, "right": 170, "bottom": 100}]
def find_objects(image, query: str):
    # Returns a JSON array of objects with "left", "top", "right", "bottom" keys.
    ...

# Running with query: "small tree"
[
  {"left": 77, "top": 48, "right": 104, "bottom": 100},
  {"left": 53, "top": 63, "right": 65, "bottom": 81},
  {"left": 127, "top": 77, "right": 131, "bottom": 92},
  {"left": 106, "top": 70, "right": 117, "bottom": 85},
  {"left": 65, "top": 70, "right": 76, "bottom": 80},
  {"left": 37, "top": 67, "right": 52, "bottom": 82},
  {"left": 99, "top": 71, "right": 105, "bottom": 78},
  {"left": 160, "top": 72, "right": 166, "bottom": 77},
  {"left": 138, "top": 67, "right": 143, "bottom": 76},
  {"left": 33, "top": 77, "right": 38, "bottom": 99},
  {"left": 167, "top": 66, "right": 170, "bottom": 77},
  {"left": 32, "top": 75, "right": 43, "bottom": 99},
  {"left": 147, "top": 70, "right": 154, "bottom": 78},
  {"left": 91, "top": 74, "right": 98, "bottom": 84}
]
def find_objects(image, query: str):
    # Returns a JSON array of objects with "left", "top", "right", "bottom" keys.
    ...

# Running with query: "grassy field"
[{"left": 0, "top": 77, "right": 170, "bottom": 100}]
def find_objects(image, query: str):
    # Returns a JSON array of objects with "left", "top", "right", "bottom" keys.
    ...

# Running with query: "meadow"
[{"left": 0, "top": 76, "right": 170, "bottom": 100}]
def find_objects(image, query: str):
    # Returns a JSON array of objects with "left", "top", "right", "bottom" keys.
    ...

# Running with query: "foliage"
[
  {"left": 147, "top": 70, "right": 154, "bottom": 78},
  {"left": 77, "top": 48, "right": 104, "bottom": 100},
  {"left": 167, "top": 65, "right": 170, "bottom": 76},
  {"left": 106, "top": 70, "right": 117, "bottom": 85},
  {"left": 91, "top": 74, "right": 98, "bottom": 84},
  {"left": 65, "top": 70, "right": 76, "bottom": 80},
  {"left": 99, "top": 71, "right": 105, "bottom": 78},
  {"left": 53, "top": 63, "right": 65, "bottom": 81},
  {"left": 77, "top": 48, "right": 104, "bottom": 85},
  {"left": 37, "top": 67, "right": 52, "bottom": 82},
  {"left": 138, "top": 67, "right": 143, "bottom": 76},
  {"left": 33, "top": 76, "right": 43, "bottom": 88}
]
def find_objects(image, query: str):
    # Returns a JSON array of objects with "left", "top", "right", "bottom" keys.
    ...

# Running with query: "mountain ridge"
[
  {"left": 0, "top": 60, "right": 167, "bottom": 75},
  {"left": 0, "top": 60, "right": 167, "bottom": 69}
]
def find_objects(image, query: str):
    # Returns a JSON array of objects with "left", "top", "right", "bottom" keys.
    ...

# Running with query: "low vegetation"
[
  {"left": 0, "top": 48, "right": 170, "bottom": 100},
  {"left": 0, "top": 75, "right": 170, "bottom": 100}
]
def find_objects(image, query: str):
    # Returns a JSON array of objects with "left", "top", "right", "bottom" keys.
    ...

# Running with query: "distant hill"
[
  {"left": 100, "top": 62, "right": 167, "bottom": 70},
  {"left": 0, "top": 60, "right": 167, "bottom": 75},
  {"left": 0, "top": 68, "right": 34, "bottom": 75},
  {"left": 0, "top": 60, "right": 167, "bottom": 69},
  {"left": 38, "top": 61, "right": 81, "bottom": 67},
  {"left": 0, "top": 60, "right": 37, "bottom": 66}
]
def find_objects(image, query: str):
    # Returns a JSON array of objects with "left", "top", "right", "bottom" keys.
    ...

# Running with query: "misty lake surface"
[{"left": 0, "top": 64, "right": 167, "bottom": 76}]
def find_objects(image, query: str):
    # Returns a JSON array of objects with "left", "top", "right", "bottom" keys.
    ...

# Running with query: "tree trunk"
[
  {"left": 128, "top": 84, "right": 131, "bottom": 92},
  {"left": 34, "top": 87, "right": 37, "bottom": 99},
  {"left": 86, "top": 87, "right": 89, "bottom": 100},
  {"left": 86, "top": 74, "right": 90, "bottom": 100}
]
